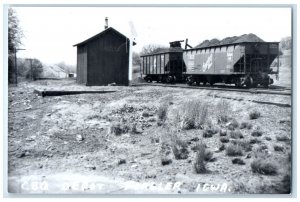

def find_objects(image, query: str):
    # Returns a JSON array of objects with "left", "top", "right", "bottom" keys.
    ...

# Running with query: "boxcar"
[{"left": 183, "top": 42, "right": 279, "bottom": 87}]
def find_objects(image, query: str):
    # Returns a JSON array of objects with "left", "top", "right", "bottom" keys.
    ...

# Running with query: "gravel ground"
[{"left": 7, "top": 79, "right": 292, "bottom": 194}]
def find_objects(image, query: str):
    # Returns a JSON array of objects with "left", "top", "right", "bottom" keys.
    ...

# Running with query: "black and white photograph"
[{"left": 5, "top": 4, "right": 294, "bottom": 196}]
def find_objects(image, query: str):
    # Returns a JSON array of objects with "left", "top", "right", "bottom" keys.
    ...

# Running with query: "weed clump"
[
  {"left": 232, "top": 139, "right": 252, "bottom": 152},
  {"left": 171, "top": 136, "right": 189, "bottom": 160},
  {"left": 273, "top": 144, "right": 285, "bottom": 152},
  {"left": 227, "top": 119, "right": 239, "bottom": 130},
  {"left": 110, "top": 121, "right": 129, "bottom": 136},
  {"left": 232, "top": 158, "right": 246, "bottom": 165},
  {"left": 230, "top": 130, "right": 244, "bottom": 139},
  {"left": 240, "top": 122, "right": 253, "bottom": 129},
  {"left": 203, "top": 126, "right": 219, "bottom": 138},
  {"left": 276, "top": 135, "right": 290, "bottom": 142},
  {"left": 216, "top": 100, "right": 231, "bottom": 123},
  {"left": 194, "top": 142, "right": 208, "bottom": 174},
  {"left": 179, "top": 100, "right": 209, "bottom": 130},
  {"left": 220, "top": 137, "right": 230, "bottom": 143},
  {"left": 251, "top": 128, "right": 263, "bottom": 137},
  {"left": 251, "top": 158, "right": 278, "bottom": 175},
  {"left": 226, "top": 143, "right": 244, "bottom": 156},
  {"left": 157, "top": 103, "right": 169, "bottom": 125},
  {"left": 249, "top": 110, "right": 261, "bottom": 120}
]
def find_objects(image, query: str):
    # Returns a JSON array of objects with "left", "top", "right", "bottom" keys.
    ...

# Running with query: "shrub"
[
  {"left": 230, "top": 130, "right": 244, "bottom": 139},
  {"left": 172, "top": 137, "right": 189, "bottom": 160},
  {"left": 194, "top": 142, "right": 207, "bottom": 174},
  {"left": 273, "top": 144, "right": 285, "bottom": 152},
  {"left": 226, "top": 143, "right": 244, "bottom": 156},
  {"left": 276, "top": 135, "right": 290, "bottom": 142},
  {"left": 249, "top": 110, "right": 261, "bottom": 120},
  {"left": 251, "top": 129, "right": 263, "bottom": 137},
  {"left": 251, "top": 158, "right": 278, "bottom": 175},
  {"left": 265, "top": 136, "right": 272, "bottom": 141},
  {"left": 232, "top": 158, "right": 245, "bottom": 165},
  {"left": 157, "top": 103, "right": 168, "bottom": 124},
  {"left": 220, "top": 137, "right": 230, "bottom": 143},
  {"left": 240, "top": 122, "right": 252, "bottom": 129}
]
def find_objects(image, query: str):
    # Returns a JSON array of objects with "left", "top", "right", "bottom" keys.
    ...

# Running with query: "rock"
[
  {"left": 131, "top": 164, "right": 138, "bottom": 168},
  {"left": 232, "top": 158, "right": 246, "bottom": 165},
  {"left": 76, "top": 134, "right": 84, "bottom": 142},
  {"left": 85, "top": 165, "right": 96, "bottom": 170},
  {"left": 118, "top": 159, "right": 126, "bottom": 165},
  {"left": 161, "top": 158, "right": 172, "bottom": 166}
]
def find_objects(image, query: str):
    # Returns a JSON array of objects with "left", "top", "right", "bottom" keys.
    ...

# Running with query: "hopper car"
[{"left": 140, "top": 40, "right": 280, "bottom": 88}]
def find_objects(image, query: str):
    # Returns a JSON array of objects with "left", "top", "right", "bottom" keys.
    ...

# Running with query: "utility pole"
[{"left": 13, "top": 48, "right": 26, "bottom": 85}]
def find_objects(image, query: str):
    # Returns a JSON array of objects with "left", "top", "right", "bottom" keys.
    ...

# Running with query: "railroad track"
[{"left": 131, "top": 82, "right": 291, "bottom": 96}]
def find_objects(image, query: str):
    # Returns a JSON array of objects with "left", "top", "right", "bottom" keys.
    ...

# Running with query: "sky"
[{"left": 12, "top": 6, "right": 291, "bottom": 66}]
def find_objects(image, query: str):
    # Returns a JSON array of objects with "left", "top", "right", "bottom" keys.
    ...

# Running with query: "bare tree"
[
  {"left": 140, "top": 44, "right": 168, "bottom": 55},
  {"left": 8, "top": 8, "right": 24, "bottom": 84},
  {"left": 56, "top": 61, "right": 76, "bottom": 74}
]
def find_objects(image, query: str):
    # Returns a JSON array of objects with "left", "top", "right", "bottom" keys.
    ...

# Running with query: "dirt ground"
[{"left": 7, "top": 78, "right": 292, "bottom": 194}]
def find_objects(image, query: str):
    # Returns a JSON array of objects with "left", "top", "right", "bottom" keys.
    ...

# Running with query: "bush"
[
  {"left": 172, "top": 137, "right": 189, "bottom": 160},
  {"left": 219, "top": 144, "right": 226, "bottom": 151},
  {"left": 180, "top": 100, "right": 209, "bottom": 130},
  {"left": 230, "top": 130, "right": 244, "bottom": 139},
  {"left": 273, "top": 144, "right": 285, "bottom": 152},
  {"left": 220, "top": 137, "right": 230, "bottom": 143},
  {"left": 157, "top": 103, "right": 168, "bottom": 125},
  {"left": 276, "top": 135, "right": 290, "bottom": 142},
  {"left": 160, "top": 142, "right": 173, "bottom": 166},
  {"left": 251, "top": 158, "right": 278, "bottom": 175},
  {"left": 204, "top": 150, "right": 214, "bottom": 162},
  {"left": 194, "top": 142, "right": 207, "bottom": 174},
  {"left": 249, "top": 111, "right": 261, "bottom": 120},
  {"left": 226, "top": 143, "right": 244, "bottom": 156},
  {"left": 240, "top": 122, "right": 252, "bottom": 129}
]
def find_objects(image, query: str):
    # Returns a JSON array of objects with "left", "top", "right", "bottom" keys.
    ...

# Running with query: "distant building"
[{"left": 73, "top": 26, "right": 134, "bottom": 86}]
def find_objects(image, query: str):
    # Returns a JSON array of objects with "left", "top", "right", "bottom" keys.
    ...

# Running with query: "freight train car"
[
  {"left": 183, "top": 42, "right": 280, "bottom": 88},
  {"left": 140, "top": 41, "right": 186, "bottom": 83},
  {"left": 140, "top": 40, "right": 279, "bottom": 88}
]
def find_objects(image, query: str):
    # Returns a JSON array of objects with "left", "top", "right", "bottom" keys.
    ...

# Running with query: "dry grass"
[
  {"left": 226, "top": 143, "right": 244, "bottom": 156},
  {"left": 230, "top": 130, "right": 244, "bottom": 139},
  {"left": 216, "top": 100, "right": 231, "bottom": 123},
  {"left": 203, "top": 126, "right": 219, "bottom": 138},
  {"left": 179, "top": 100, "right": 209, "bottom": 130},
  {"left": 251, "top": 158, "right": 278, "bottom": 175}
]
